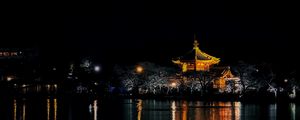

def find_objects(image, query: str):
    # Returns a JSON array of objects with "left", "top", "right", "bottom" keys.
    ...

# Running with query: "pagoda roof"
[
  {"left": 209, "top": 66, "right": 232, "bottom": 77},
  {"left": 178, "top": 49, "right": 218, "bottom": 61},
  {"left": 174, "top": 40, "right": 220, "bottom": 63}
]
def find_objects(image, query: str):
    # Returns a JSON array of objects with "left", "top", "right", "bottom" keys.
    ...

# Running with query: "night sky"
[{"left": 2, "top": 2, "right": 298, "bottom": 70}]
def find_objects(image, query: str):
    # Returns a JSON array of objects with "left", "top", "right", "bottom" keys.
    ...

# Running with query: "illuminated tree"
[
  {"left": 232, "top": 61, "right": 260, "bottom": 95},
  {"left": 279, "top": 70, "right": 297, "bottom": 99},
  {"left": 255, "top": 63, "right": 277, "bottom": 97},
  {"left": 114, "top": 62, "right": 175, "bottom": 95},
  {"left": 113, "top": 65, "right": 137, "bottom": 93},
  {"left": 80, "top": 59, "right": 92, "bottom": 73}
]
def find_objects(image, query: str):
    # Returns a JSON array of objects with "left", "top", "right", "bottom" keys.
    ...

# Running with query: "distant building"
[
  {"left": 0, "top": 48, "right": 39, "bottom": 81},
  {"left": 0, "top": 51, "right": 18, "bottom": 57},
  {"left": 0, "top": 49, "right": 22, "bottom": 59}
]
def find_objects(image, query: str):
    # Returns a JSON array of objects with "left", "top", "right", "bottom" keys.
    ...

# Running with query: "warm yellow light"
[
  {"left": 54, "top": 99, "right": 57, "bottom": 120},
  {"left": 136, "top": 66, "right": 143, "bottom": 73},
  {"left": 172, "top": 40, "right": 220, "bottom": 72},
  {"left": 170, "top": 82, "right": 177, "bottom": 87},
  {"left": 182, "top": 63, "right": 187, "bottom": 72},
  {"left": 14, "top": 99, "right": 16, "bottom": 120},
  {"left": 7, "top": 76, "right": 13, "bottom": 81},
  {"left": 47, "top": 99, "right": 50, "bottom": 120}
]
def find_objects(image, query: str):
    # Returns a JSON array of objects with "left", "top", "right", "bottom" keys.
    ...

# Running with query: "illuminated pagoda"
[
  {"left": 172, "top": 37, "right": 238, "bottom": 93},
  {"left": 172, "top": 39, "right": 220, "bottom": 72}
]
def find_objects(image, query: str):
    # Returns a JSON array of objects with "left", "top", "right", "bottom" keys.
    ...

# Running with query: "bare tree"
[
  {"left": 256, "top": 63, "right": 277, "bottom": 97},
  {"left": 232, "top": 61, "right": 260, "bottom": 95},
  {"left": 114, "top": 62, "right": 175, "bottom": 95}
]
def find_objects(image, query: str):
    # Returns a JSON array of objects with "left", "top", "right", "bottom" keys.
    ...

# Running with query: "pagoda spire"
[
  {"left": 193, "top": 34, "right": 199, "bottom": 50},
  {"left": 193, "top": 34, "right": 198, "bottom": 71}
]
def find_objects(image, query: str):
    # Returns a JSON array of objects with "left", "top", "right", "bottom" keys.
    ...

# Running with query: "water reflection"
[
  {"left": 47, "top": 99, "right": 50, "bottom": 120},
  {"left": 47, "top": 98, "right": 57, "bottom": 120},
  {"left": 13, "top": 99, "right": 17, "bottom": 120},
  {"left": 22, "top": 102, "right": 26, "bottom": 120},
  {"left": 171, "top": 101, "right": 176, "bottom": 120},
  {"left": 12, "top": 99, "right": 27, "bottom": 120},
  {"left": 4, "top": 98, "right": 300, "bottom": 120},
  {"left": 94, "top": 100, "right": 98, "bottom": 120},
  {"left": 123, "top": 100, "right": 243, "bottom": 120},
  {"left": 182, "top": 100, "right": 187, "bottom": 120},
  {"left": 269, "top": 104, "right": 277, "bottom": 120},
  {"left": 54, "top": 99, "right": 57, "bottom": 120},
  {"left": 122, "top": 99, "right": 298, "bottom": 120},
  {"left": 137, "top": 99, "right": 142, "bottom": 120},
  {"left": 290, "top": 103, "right": 295, "bottom": 120}
]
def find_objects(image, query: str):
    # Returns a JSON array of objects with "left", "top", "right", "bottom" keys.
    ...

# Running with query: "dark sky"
[{"left": 2, "top": 1, "right": 298, "bottom": 69}]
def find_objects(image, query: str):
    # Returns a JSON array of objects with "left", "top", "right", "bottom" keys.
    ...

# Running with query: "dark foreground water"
[{"left": 1, "top": 96, "right": 299, "bottom": 120}]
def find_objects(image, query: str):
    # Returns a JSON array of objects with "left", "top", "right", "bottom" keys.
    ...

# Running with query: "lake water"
[{"left": 1, "top": 96, "right": 299, "bottom": 120}]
